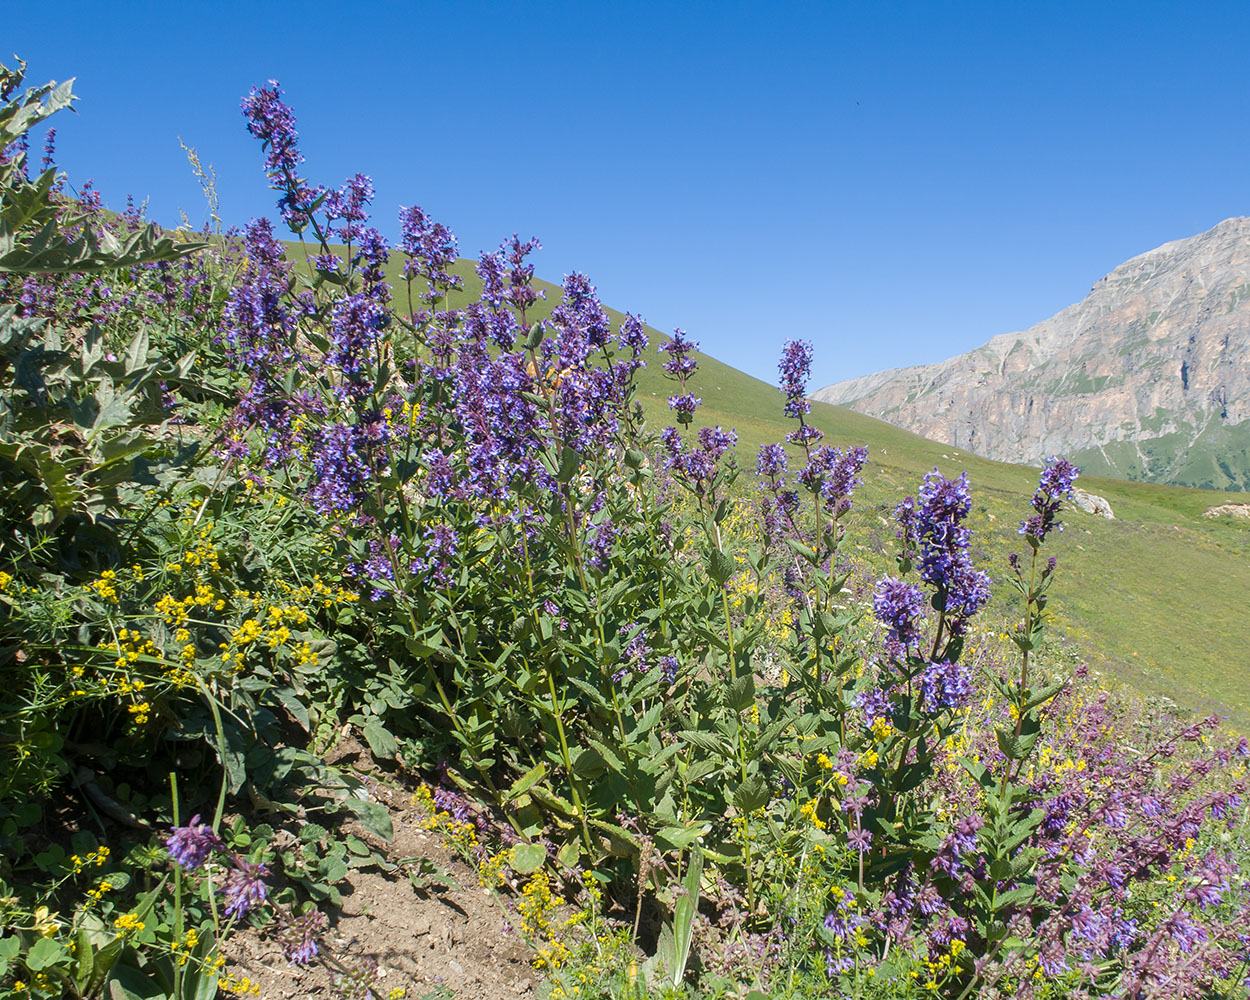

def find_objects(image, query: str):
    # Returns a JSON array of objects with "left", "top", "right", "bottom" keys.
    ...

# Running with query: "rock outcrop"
[
  {"left": 1071, "top": 489, "right": 1114, "bottom": 519},
  {"left": 1202, "top": 503, "right": 1250, "bottom": 519},
  {"left": 813, "top": 218, "right": 1250, "bottom": 490}
]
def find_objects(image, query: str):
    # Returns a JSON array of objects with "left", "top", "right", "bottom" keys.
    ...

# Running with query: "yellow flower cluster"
[
  {"left": 89, "top": 569, "right": 121, "bottom": 604},
  {"left": 909, "top": 938, "right": 966, "bottom": 991},
  {"left": 113, "top": 911, "right": 145, "bottom": 936},
  {"left": 279, "top": 575, "right": 360, "bottom": 609},
  {"left": 70, "top": 846, "right": 110, "bottom": 873},
  {"left": 411, "top": 785, "right": 479, "bottom": 857},
  {"left": 799, "top": 798, "right": 828, "bottom": 830},
  {"left": 477, "top": 845, "right": 516, "bottom": 889},
  {"left": 518, "top": 870, "right": 569, "bottom": 969},
  {"left": 169, "top": 927, "right": 199, "bottom": 966},
  {"left": 84, "top": 877, "right": 114, "bottom": 908},
  {"left": 216, "top": 970, "right": 260, "bottom": 997},
  {"left": 108, "top": 629, "right": 158, "bottom": 668}
]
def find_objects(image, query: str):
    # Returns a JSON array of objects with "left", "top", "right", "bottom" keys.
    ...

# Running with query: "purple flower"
[
  {"left": 165, "top": 814, "right": 222, "bottom": 871},
  {"left": 659, "top": 329, "right": 698, "bottom": 381},
  {"left": 618, "top": 313, "right": 648, "bottom": 358},
  {"left": 280, "top": 909, "right": 326, "bottom": 965},
  {"left": 920, "top": 660, "right": 973, "bottom": 711},
  {"left": 897, "top": 470, "right": 991, "bottom": 635},
  {"left": 668, "top": 392, "right": 701, "bottom": 424},
  {"left": 873, "top": 577, "right": 926, "bottom": 650},
  {"left": 856, "top": 688, "right": 895, "bottom": 721},
  {"left": 799, "top": 445, "right": 868, "bottom": 517},
  {"left": 756, "top": 443, "right": 788, "bottom": 482},
  {"left": 778, "top": 339, "right": 814, "bottom": 420},
  {"left": 659, "top": 656, "right": 680, "bottom": 685},
  {"left": 240, "top": 81, "right": 325, "bottom": 233},
  {"left": 220, "top": 860, "right": 269, "bottom": 919},
  {"left": 1019, "top": 457, "right": 1079, "bottom": 542}
]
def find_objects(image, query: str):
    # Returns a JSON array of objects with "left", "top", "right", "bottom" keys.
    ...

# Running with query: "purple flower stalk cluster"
[
  {"left": 166, "top": 816, "right": 316, "bottom": 940},
  {"left": 399, "top": 203, "right": 462, "bottom": 309},
  {"left": 919, "top": 658, "right": 973, "bottom": 711},
  {"left": 778, "top": 339, "right": 814, "bottom": 420},
  {"left": 872, "top": 577, "right": 926, "bottom": 651},
  {"left": 240, "top": 81, "right": 325, "bottom": 233},
  {"left": 895, "top": 470, "right": 991, "bottom": 636},
  {"left": 659, "top": 329, "right": 698, "bottom": 381},
  {"left": 165, "top": 813, "right": 222, "bottom": 870},
  {"left": 1019, "top": 456, "right": 1080, "bottom": 542},
  {"left": 798, "top": 445, "right": 869, "bottom": 518}
]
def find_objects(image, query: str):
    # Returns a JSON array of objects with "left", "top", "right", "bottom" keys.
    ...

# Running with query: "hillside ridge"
[{"left": 813, "top": 216, "right": 1250, "bottom": 490}]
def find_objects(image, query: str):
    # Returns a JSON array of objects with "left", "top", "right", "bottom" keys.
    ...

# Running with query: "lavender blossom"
[
  {"left": 897, "top": 470, "right": 991, "bottom": 635},
  {"left": 920, "top": 659, "right": 974, "bottom": 711},
  {"left": 1019, "top": 457, "right": 1080, "bottom": 542},
  {"left": 668, "top": 392, "right": 701, "bottom": 424},
  {"left": 873, "top": 577, "right": 926, "bottom": 650},
  {"left": 220, "top": 860, "right": 269, "bottom": 919},
  {"left": 778, "top": 339, "right": 814, "bottom": 419},
  {"left": 240, "top": 81, "right": 325, "bottom": 233},
  {"left": 280, "top": 909, "right": 327, "bottom": 965},
  {"left": 165, "top": 814, "right": 222, "bottom": 871},
  {"left": 659, "top": 329, "right": 698, "bottom": 380}
]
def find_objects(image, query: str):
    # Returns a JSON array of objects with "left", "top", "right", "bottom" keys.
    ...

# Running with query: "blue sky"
[{"left": 9, "top": 1, "right": 1250, "bottom": 388}]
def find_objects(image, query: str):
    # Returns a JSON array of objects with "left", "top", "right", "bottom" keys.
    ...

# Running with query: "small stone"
[{"left": 448, "top": 959, "right": 465, "bottom": 976}]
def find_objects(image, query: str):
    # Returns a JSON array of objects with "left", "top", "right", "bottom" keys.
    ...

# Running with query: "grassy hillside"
[{"left": 308, "top": 248, "right": 1250, "bottom": 725}]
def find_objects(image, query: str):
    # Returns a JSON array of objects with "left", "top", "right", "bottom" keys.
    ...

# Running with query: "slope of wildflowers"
[
  {"left": 295, "top": 245, "right": 1250, "bottom": 726},
  {"left": 0, "top": 60, "right": 1248, "bottom": 1000}
]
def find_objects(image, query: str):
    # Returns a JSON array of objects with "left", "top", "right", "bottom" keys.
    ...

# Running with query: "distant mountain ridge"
[{"left": 813, "top": 217, "right": 1250, "bottom": 490}]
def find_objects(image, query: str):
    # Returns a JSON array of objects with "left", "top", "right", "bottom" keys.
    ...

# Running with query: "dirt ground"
[{"left": 225, "top": 771, "right": 540, "bottom": 1000}]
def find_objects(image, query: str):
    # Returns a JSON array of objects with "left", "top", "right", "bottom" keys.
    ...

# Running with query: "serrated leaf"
[
  {"left": 656, "top": 824, "right": 706, "bottom": 850},
  {"left": 733, "top": 775, "right": 769, "bottom": 814},
  {"left": 505, "top": 763, "right": 547, "bottom": 802}
]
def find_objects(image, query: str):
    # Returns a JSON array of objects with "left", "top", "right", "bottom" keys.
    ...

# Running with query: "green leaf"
[
  {"left": 676, "top": 730, "right": 733, "bottom": 758},
  {"left": 344, "top": 798, "right": 393, "bottom": 840},
  {"left": 505, "top": 763, "right": 547, "bottom": 802},
  {"left": 656, "top": 824, "right": 706, "bottom": 851},
  {"left": 705, "top": 547, "right": 735, "bottom": 586},
  {"left": 319, "top": 856, "right": 349, "bottom": 883},
  {"left": 585, "top": 737, "right": 627, "bottom": 777},
  {"left": 25, "top": 936, "right": 69, "bottom": 971},
  {"left": 733, "top": 775, "right": 769, "bottom": 814},
  {"left": 512, "top": 842, "right": 547, "bottom": 874},
  {"left": 670, "top": 848, "right": 703, "bottom": 986},
  {"left": 361, "top": 719, "right": 398, "bottom": 759},
  {"left": 724, "top": 671, "right": 755, "bottom": 713}
]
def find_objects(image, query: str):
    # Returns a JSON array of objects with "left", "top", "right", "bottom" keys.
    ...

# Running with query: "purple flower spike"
[
  {"left": 873, "top": 577, "right": 926, "bottom": 650},
  {"left": 1019, "top": 456, "right": 1079, "bottom": 542},
  {"left": 280, "top": 909, "right": 327, "bottom": 965},
  {"left": 668, "top": 392, "right": 701, "bottom": 424},
  {"left": 240, "top": 80, "right": 325, "bottom": 233},
  {"left": 165, "top": 814, "right": 222, "bottom": 871},
  {"left": 659, "top": 329, "right": 699, "bottom": 381},
  {"left": 920, "top": 659, "right": 974, "bottom": 711},
  {"left": 778, "top": 340, "right": 814, "bottom": 419},
  {"left": 220, "top": 860, "right": 270, "bottom": 919}
]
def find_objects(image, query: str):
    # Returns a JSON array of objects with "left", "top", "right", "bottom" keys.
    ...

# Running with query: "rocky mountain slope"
[{"left": 813, "top": 217, "right": 1250, "bottom": 490}]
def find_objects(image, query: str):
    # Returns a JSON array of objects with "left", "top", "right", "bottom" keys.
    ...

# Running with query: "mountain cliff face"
[{"left": 813, "top": 217, "right": 1250, "bottom": 490}]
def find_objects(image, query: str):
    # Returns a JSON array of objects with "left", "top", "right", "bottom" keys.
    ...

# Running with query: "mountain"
[{"left": 813, "top": 217, "right": 1250, "bottom": 490}]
